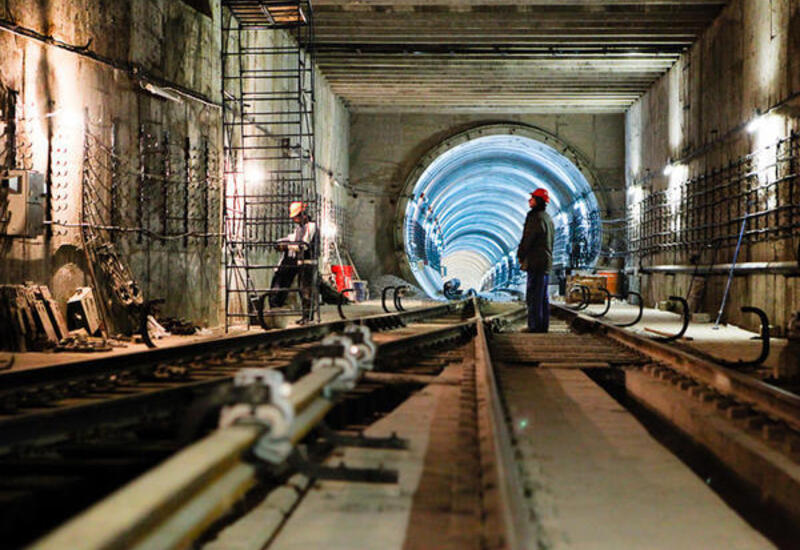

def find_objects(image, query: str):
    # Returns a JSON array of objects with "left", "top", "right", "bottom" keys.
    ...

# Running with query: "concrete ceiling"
[{"left": 312, "top": 0, "right": 728, "bottom": 113}]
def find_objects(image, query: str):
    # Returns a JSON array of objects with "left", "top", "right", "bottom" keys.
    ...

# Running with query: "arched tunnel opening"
[{"left": 401, "top": 132, "right": 603, "bottom": 299}]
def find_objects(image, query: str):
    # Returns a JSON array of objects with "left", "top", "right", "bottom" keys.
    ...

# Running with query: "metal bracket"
[
  {"left": 648, "top": 296, "right": 690, "bottom": 342},
  {"left": 613, "top": 291, "right": 644, "bottom": 328},
  {"left": 314, "top": 334, "right": 362, "bottom": 395},
  {"left": 219, "top": 368, "right": 295, "bottom": 464},
  {"left": 394, "top": 285, "right": 408, "bottom": 311},
  {"left": 316, "top": 422, "right": 408, "bottom": 450},
  {"left": 716, "top": 306, "right": 771, "bottom": 369},
  {"left": 381, "top": 286, "right": 396, "bottom": 313},
  {"left": 288, "top": 450, "right": 399, "bottom": 484},
  {"left": 588, "top": 287, "right": 612, "bottom": 318},
  {"left": 337, "top": 287, "right": 354, "bottom": 320}
]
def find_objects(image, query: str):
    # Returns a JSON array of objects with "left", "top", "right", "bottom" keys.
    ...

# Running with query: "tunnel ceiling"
[{"left": 312, "top": 0, "right": 727, "bottom": 113}]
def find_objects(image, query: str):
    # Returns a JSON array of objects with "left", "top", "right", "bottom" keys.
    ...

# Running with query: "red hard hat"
[{"left": 531, "top": 188, "right": 550, "bottom": 204}]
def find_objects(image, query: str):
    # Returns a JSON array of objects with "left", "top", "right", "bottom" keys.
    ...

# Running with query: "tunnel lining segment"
[{"left": 394, "top": 122, "right": 610, "bottom": 297}]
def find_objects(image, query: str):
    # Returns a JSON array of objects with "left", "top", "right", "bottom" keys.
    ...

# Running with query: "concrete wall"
[
  {"left": 347, "top": 113, "right": 626, "bottom": 283},
  {"left": 625, "top": 0, "right": 800, "bottom": 332},
  {"left": 0, "top": 1, "right": 348, "bottom": 329}
]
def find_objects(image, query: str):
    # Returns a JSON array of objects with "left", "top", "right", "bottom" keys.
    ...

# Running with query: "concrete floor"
[
  {"left": 576, "top": 300, "right": 787, "bottom": 373},
  {"left": 498, "top": 365, "right": 774, "bottom": 550}
]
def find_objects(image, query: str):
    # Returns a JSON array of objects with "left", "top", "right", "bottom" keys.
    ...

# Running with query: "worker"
[
  {"left": 516, "top": 188, "right": 554, "bottom": 333},
  {"left": 269, "top": 201, "right": 318, "bottom": 324}
]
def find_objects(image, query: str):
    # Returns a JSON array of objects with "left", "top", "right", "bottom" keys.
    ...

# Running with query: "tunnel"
[{"left": 399, "top": 129, "right": 603, "bottom": 299}]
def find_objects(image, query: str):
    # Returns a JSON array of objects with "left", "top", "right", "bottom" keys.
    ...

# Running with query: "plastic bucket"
[
  {"left": 352, "top": 280, "right": 368, "bottom": 302},
  {"left": 331, "top": 265, "right": 354, "bottom": 298}
]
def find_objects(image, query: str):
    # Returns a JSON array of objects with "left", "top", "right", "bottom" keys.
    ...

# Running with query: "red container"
[{"left": 331, "top": 265, "right": 355, "bottom": 298}]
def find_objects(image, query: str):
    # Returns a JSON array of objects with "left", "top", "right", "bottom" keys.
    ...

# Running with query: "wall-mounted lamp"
[
  {"left": 663, "top": 159, "right": 675, "bottom": 176},
  {"left": 322, "top": 222, "right": 337, "bottom": 239},
  {"left": 141, "top": 82, "right": 183, "bottom": 103},
  {"left": 746, "top": 109, "right": 766, "bottom": 134},
  {"left": 44, "top": 108, "right": 84, "bottom": 129}
]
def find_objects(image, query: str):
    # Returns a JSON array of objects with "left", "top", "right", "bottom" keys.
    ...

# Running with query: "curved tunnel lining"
[{"left": 401, "top": 131, "right": 603, "bottom": 298}]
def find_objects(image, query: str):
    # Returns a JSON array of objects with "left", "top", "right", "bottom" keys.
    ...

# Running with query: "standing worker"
[
  {"left": 269, "top": 201, "right": 318, "bottom": 324},
  {"left": 517, "top": 188, "right": 554, "bottom": 333}
]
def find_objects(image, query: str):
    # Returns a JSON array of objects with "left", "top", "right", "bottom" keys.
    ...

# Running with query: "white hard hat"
[{"left": 289, "top": 201, "right": 305, "bottom": 218}]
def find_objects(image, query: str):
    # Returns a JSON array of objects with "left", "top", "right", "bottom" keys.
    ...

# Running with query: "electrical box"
[
  {"left": 67, "top": 287, "right": 101, "bottom": 335},
  {"left": 1, "top": 170, "right": 45, "bottom": 237}
]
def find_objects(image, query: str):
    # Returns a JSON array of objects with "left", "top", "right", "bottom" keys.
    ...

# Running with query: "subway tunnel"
[
  {"left": 400, "top": 131, "right": 602, "bottom": 298},
  {"left": 1, "top": 1, "right": 800, "bottom": 548}
]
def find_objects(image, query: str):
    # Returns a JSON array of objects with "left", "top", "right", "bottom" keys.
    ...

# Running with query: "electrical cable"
[{"left": 0, "top": 16, "right": 221, "bottom": 109}]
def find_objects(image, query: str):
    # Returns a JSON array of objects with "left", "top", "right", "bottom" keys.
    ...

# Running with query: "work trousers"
[
  {"left": 526, "top": 271, "right": 550, "bottom": 333},
  {"left": 269, "top": 258, "right": 315, "bottom": 319}
]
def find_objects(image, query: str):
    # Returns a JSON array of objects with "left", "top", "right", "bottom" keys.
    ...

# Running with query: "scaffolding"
[{"left": 221, "top": 1, "right": 318, "bottom": 330}]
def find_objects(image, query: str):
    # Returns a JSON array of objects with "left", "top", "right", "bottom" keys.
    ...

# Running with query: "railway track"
[
  {"left": 14, "top": 300, "right": 800, "bottom": 548},
  {"left": 0, "top": 300, "right": 474, "bottom": 548}
]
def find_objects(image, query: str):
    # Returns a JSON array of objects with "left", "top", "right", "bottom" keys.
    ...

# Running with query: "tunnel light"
[
  {"left": 322, "top": 222, "right": 337, "bottom": 239},
  {"left": 244, "top": 164, "right": 263, "bottom": 183},
  {"left": 142, "top": 82, "right": 183, "bottom": 103},
  {"left": 43, "top": 108, "right": 84, "bottom": 129},
  {"left": 746, "top": 110, "right": 765, "bottom": 134}
]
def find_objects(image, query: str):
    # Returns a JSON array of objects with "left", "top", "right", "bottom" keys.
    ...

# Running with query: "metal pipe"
[
  {"left": 289, "top": 396, "right": 334, "bottom": 444},
  {"left": 630, "top": 261, "right": 800, "bottom": 275},
  {"left": 714, "top": 209, "right": 751, "bottom": 330},
  {"left": 30, "top": 425, "right": 261, "bottom": 550},
  {"left": 290, "top": 365, "right": 341, "bottom": 411}
]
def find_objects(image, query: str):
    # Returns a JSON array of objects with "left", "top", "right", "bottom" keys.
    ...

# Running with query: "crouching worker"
[
  {"left": 516, "top": 188, "right": 554, "bottom": 333},
  {"left": 270, "top": 201, "right": 319, "bottom": 324}
]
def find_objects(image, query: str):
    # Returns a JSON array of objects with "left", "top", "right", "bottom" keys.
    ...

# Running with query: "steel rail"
[
  {"left": 554, "top": 303, "right": 800, "bottom": 432},
  {"left": 473, "top": 315, "right": 532, "bottom": 549},
  {"left": 375, "top": 319, "right": 478, "bottom": 360},
  {"left": 0, "top": 300, "right": 468, "bottom": 393},
  {"left": 32, "top": 316, "right": 481, "bottom": 550},
  {"left": 482, "top": 304, "right": 527, "bottom": 332},
  {"left": 0, "top": 302, "right": 469, "bottom": 453}
]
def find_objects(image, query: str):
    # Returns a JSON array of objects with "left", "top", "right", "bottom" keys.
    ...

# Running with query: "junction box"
[{"left": 1, "top": 170, "right": 45, "bottom": 237}]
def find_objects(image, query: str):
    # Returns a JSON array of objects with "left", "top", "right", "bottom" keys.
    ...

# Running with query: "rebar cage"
[
  {"left": 222, "top": 1, "right": 318, "bottom": 330},
  {"left": 627, "top": 131, "right": 800, "bottom": 262}
]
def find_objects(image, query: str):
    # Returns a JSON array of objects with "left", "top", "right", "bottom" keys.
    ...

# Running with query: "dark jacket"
[{"left": 517, "top": 208, "right": 554, "bottom": 273}]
